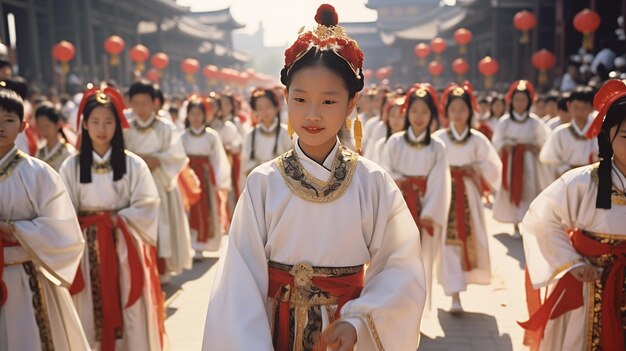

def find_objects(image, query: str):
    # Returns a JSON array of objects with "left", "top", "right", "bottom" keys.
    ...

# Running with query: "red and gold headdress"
[
  {"left": 441, "top": 81, "right": 478, "bottom": 114},
  {"left": 402, "top": 83, "right": 441, "bottom": 116},
  {"left": 186, "top": 94, "right": 213, "bottom": 116},
  {"left": 505, "top": 80, "right": 536, "bottom": 104},
  {"left": 76, "top": 86, "right": 129, "bottom": 130},
  {"left": 283, "top": 4, "right": 364, "bottom": 79},
  {"left": 586, "top": 79, "right": 626, "bottom": 139}
]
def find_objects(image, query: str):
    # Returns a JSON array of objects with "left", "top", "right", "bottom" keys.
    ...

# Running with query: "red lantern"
[
  {"left": 52, "top": 41, "right": 75, "bottom": 74},
  {"left": 146, "top": 68, "right": 160, "bottom": 83},
  {"left": 203, "top": 64, "right": 219, "bottom": 85},
  {"left": 430, "top": 38, "right": 447, "bottom": 57},
  {"left": 151, "top": 53, "right": 169, "bottom": 70},
  {"left": 428, "top": 61, "right": 444, "bottom": 77},
  {"left": 104, "top": 35, "right": 125, "bottom": 66},
  {"left": 513, "top": 10, "right": 537, "bottom": 44},
  {"left": 414, "top": 43, "right": 431, "bottom": 66},
  {"left": 129, "top": 45, "right": 150, "bottom": 72},
  {"left": 375, "top": 67, "right": 391, "bottom": 81},
  {"left": 478, "top": 56, "right": 500, "bottom": 89},
  {"left": 573, "top": 9, "right": 601, "bottom": 50},
  {"left": 452, "top": 58, "right": 469, "bottom": 79},
  {"left": 453, "top": 28, "right": 473, "bottom": 54},
  {"left": 532, "top": 49, "right": 557, "bottom": 86},
  {"left": 181, "top": 58, "right": 200, "bottom": 83},
  {"left": 363, "top": 69, "right": 373, "bottom": 81}
]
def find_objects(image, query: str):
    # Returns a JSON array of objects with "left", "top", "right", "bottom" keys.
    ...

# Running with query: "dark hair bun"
[{"left": 315, "top": 4, "right": 338, "bottom": 26}]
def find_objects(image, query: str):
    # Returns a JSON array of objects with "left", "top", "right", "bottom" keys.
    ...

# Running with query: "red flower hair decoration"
[{"left": 284, "top": 4, "right": 364, "bottom": 79}]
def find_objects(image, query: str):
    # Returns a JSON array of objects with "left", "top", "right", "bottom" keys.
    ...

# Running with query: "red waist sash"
[
  {"left": 450, "top": 167, "right": 474, "bottom": 271},
  {"left": 398, "top": 176, "right": 433, "bottom": 237},
  {"left": 501, "top": 144, "right": 527, "bottom": 207},
  {"left": 0, "top": 228, "right": 21, "bottom": 306},
  {"left": 519, "top": 229, "right": 626, "bottom": 350},
  {"left": 71, "top": 213, "right": 144, "bottom": 351},
  {"left": 268, "top": 262, "right": 364, "bottom": 351}
]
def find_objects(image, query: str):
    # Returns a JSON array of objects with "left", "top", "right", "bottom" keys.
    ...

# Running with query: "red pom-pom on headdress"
[
  {"left": 586, "top": 79, "right": 626, "bottom": 139},
  {"left": 315, "top": 4, "right": 339, "bottom": 26}
]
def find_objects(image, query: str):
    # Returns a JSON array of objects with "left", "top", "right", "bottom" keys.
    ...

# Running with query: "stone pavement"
[{"left": 164, "top": 208, "right": 530, "bottom": 351}]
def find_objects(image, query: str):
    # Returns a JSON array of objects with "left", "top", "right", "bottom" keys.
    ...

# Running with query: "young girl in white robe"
[
  {"left": 181, "top": 97, "right": 231, "bottom": 255},
  {"left": 366, "top": 95, "right": 404, "bottom": 163},
  {"left": 380, "top": 84, "right": 451, "bottom": 309},
  {"left": 492, "top": 80, "right": 549, "bottom": 237},
  {"left": 241, "top": 88, "right": 292, "bottom": 177},
  {"left": 202, "top": 5, "right": 426, "bottom": 350},
  {"left": 34, "top": 102, "right": 76, "bottom": 171},
  {"left": 60, "top": 87, "right": 166, "bottom": 351},
  {"left": 0, "top": 89, "right": 90, "bottom": 351},
  {"left": 433, "top": 82, "right": 502, "bottom": 314},
  {"left": 520, "top": 79, "right": 626, "bottom": 351}
]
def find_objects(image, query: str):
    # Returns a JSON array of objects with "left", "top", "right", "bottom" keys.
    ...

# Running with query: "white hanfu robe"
[
  {"left": 182, "top": 127, "right": 231, "bottom": 252},
  {"left": 539, "top": 116, "right": 598, "bottom": 187},
  {"left": 546, "top": 116, "right": 565, "bottom": 130},
  {"left": 203, "top": 139, "right": 427, "bottom": 351},
  {"left": 0, "top": 146, "right": 89, "bottom": 351},
  {"left": 381, "top": 129, "right": 451, "bottom": 307},
  {"left": 362, "top": 115, "right": 380, "bottom": 152},
  {"left": 492, "top": 112, "right": 549, "bottom": 224},
  {"left": 363, "top": 120, "right": 386, "bottom": 159},
  {"left": 433, "top": 128, "right": 502, "bottom": 295},
  {"left": 59, "top": 150, "right": 165, "bottom": 351},
  {"left": 209, "top": 119, "right": 243, "bottom": 215},
  {"left": 522, "top": 162, "right": 626, "bottom": 351},
  {"left": 123, "top": 114, "right": 192, "bottom": 275},
  {"left": 36, "top": 139, "right": 76, "bottom": 172},
  {"left": 241, "top": 119, "right": 293, "bottom": 177}
]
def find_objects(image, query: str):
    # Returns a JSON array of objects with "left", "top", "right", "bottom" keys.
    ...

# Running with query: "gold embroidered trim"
[
  {"left": 23, "top": 262, "right": 55, "bottom": 351},
  {"left": 340, "top": 312, "right": 385, "bottom": 351},
  {"left": 585, "top": 280, "right": 595, "bottom": 350},
  {"left": 275, "top": 145, "right": 358, "bottom": 203},
  {"left": 446, "top": 128, "right": 471, "bottom": 145},
  {"left": 402, "top": 131, "right": 427, "bottom": 149},
  {"left": 37, "top": 141, "right": 66, "bottom": 166},
  {"left": 0, "top": 148, "right": 24, "bottom": 182},
  {"left": 92, "top": 159, "right": 112, "bottom": 174},
  {"left": 268, "top": 261, "right": 364, "bottom": 277},
  {"left": 131, "top": 116, "right": 158, "bottom": 133},
  {"left": 612, "top": 188, "right": 626, "bottom": 206},
  {"left": 568, "top": 123, "right": 587, "bottom": 141},
  {"left": 547, "top": 258, "right": 585, "bottom": 283}
]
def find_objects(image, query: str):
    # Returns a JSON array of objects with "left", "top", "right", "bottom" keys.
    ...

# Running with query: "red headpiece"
[
  {"left": 586, "top": 79, "right": 626, "bottom": 139},
  {"left": 505, "top": 80, "right": 536, "bottom": 104},
  {"left": 283, "top": 4, "right": 364, "bottom": 79},
  {"left": 402, "top": 83, "right": 442, "bottom": 116},
  {"left": 76, "top": 86, "right": 130, "bottom": 131},
  {"left": 441, "top": 81, "right": 478, "bottom": 114},
  {"left": 186, "top": 94, "right": 213, "bottom": 117}
]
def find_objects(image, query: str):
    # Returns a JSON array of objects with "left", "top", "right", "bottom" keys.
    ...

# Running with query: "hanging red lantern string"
[
  {"left": 513, "top": 10, "right": 537, "bottom": 44},
  {"left": 414, "top": 43, "right": 431, "bottom": 66},
  {"left": 129, "top": 45, "right": 150, "bottom": 72},
  {"left": 452, "top": 58, "right": 470, "bottom": 81},
  {"left": 104, "top": 35, "right": 125, "bottom": 66},
  {"left": 428, "top": 60, "right": 444, "bottom": 86},
  {"left": 430, "top": 38, "right": 447, "bottom": 61},
  {"left": 478, "top": 56, "right": 499, "bottom": 89},
  {"left": 52, "top": 40, "right": 76, "bottom": 75},
  {"left": 531, "top": 49, "right": 557, "bottom": 86},
  {"left": 573, "top": 9, "right": 601, "bottom": 51},
  {"left": 203, "top": 64, "right": 219, "bottom": 86},
  {"left": 181, "top": 58, "right": 200, "bottom": 84},
  {"left": 453, "top": 28, "right": 473, "bottom": 55}
]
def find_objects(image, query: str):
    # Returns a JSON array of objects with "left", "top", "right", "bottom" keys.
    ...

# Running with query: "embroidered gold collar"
[
  {"left": 188, "top": 127, "right": 206, "bottom": 137},
  {"left": 403, "top": 130, "right": 427, "bottom": 149},
  {"left": 568, "top": 123, "right": 587, "bottom": 141},
  {"left": 447, "top": 128, "right": 471, "bottom": 145},
  {"left": 589, "top": 163, "right": 626, "bottom": 206},
  {"left": 132, "top": 116, "right": 158, "bottom": 133},
  {"left": 275, "top": 145, "right": 358, "bottom": 203},
  {"left": 0, "top": 148, "right": 24, "bottom": 182},
  {"left": 38, "top": 140, "right": 66, "bottom": 165}
]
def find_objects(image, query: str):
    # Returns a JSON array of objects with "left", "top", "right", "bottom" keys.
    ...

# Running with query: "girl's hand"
[
  {"left": 570, "top": 264, "right": 601, "bottom": 282},
  {"left": 314, "top": 321, "right": 357, "bottom": 351},
  {"left": 0, "top": 221, "right": 17, "bottom": 243}
]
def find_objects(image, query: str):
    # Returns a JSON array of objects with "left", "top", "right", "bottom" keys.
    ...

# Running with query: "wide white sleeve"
[
  {"left": 341, "top": 171, "right": 426, "bottom": 351},
  {"left": 521, "top": 172, "right": 588, "bottom": 288},
  {"left": 474, "top": 134, "right": 503, "bottom": 191},
  {"left": 420, "top": 142, "right": 451, "bottom": 229},
  {"left": 202, "top": 179, "right": 272, "bottom": 350},
  {"left": 117, "top": 156, "right": 160, "bottom": 245},
  {"left": 491, "top": 118, "right": 508, "bottom": 152},
  {"left": 208, "top": 133, "right": 232, "bottom": 191},
  {"left": 378, "top": 138, "right": 400, "bottom": 179},
  {"left": 13, "top": 163, "right": 84, "bottom": 287},
  {"left": 539, "top": 131, "right": 570, "bottom": 175},
  {"left": 240, "top": 130, "right": 257, "bottom": 176},
  {"left": 153, "top": 123, "right": 188, "bottom": 191}
]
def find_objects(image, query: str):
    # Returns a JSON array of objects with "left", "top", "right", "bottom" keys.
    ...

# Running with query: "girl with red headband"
[
  {"left": 520, "top": 79, "right": 626, "bottom": 350},
  {"left": 380, "top": 84, "right": 451, "bottom": 309},
  {"left": 364, "top": 93, "right": 404, "bottom": 163},
  {"left": 203, "top": 5, "right": 426, "bottom": 351},
  {"left": 181, "top": 96, "right": 231, "bottom": 256},
  {"left": 433, "top": 81, "right": 502, "bottom": 314},
  {"left": 492, "top": 80, "right": 550, "bottom": 238},
  {"left": 59, "top": 86, "right": 166, "bottom": 350}
]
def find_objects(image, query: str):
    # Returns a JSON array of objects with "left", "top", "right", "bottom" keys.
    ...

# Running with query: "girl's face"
[
  {"left": 447, "top": 98, "right": 470, "bottom": 128},
  {"left": 491, "top": 100, "right": 505, "bottom": 118},
  {"left": 187, "top": 106, "right": 205, "bottom": 129},
  {"left": 35, "top": 116, "right": 60, "bottom": 140},
  {"left": 285, "top": 65, "right": 357, "bottom": 150},
  {"left": 205, "top": 100, "right": 218, "bottom": 124},
  {"left": 85, "top": 106, "right": 116, "bottom": 150},
  {"left": 254, "top": 96, "right": 278, "bottom": 127},
  {"left": 407, "top": 99, "right": 432, "bottom": 135},
  {"left": 387, "top": 105, "right": 405, "bottom": 134},
  {"left": 220, "top": 96, "right": 234, "bottom": 116},
  {"left": 612, "top": 121, "right": 626, "bottom": 174},
  {"left": 512, "top": 91, "right": 530, "bottom": 115}
]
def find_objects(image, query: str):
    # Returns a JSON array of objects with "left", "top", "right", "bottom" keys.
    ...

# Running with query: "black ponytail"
[{"left": 595, "top": 99, "right": 626, "bottom": 209}]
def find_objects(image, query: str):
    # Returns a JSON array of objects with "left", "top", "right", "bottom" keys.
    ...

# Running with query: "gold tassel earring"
[
  {"left": 287, "top": 119, "right": 294, "bottom": 139},
  {"left": 354, "top": 118, "right": 363, "bottom": 153},
  {"left": 345, "top": 117, "right": 352, "bottom": 132}
]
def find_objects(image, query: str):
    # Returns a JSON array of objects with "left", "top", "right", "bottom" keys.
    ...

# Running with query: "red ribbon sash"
[
  {"left": 501, "top": 144, "right": 527, "bottom": 207},
  {"left": 268, "top": 266, "right": 364, "bottom": 351},
  {"left": 450, "top": 167, "right": 474, "bottom": 271},
  {"left": 188, "top": 156, "right": 219, "bottom": 243},
  {"left": 398, "top": 176, "right": 433, "bottom": 237},
  {"left": 70, "top": 213, "right": 145, "bottom": 351}
]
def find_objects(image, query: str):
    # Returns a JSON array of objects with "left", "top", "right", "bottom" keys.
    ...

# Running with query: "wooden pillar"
[
  {"left": 83, "top": 0, "right": 96, "bottom": 81},
  {"left": 27, "top": 0, "right": 42, "bottom": 82},
  {"left": 68, "top": 0, "right": 84, "bottom": 81},
  {"left": 0, "top": 3, "right": 7, "bottom": 46}
]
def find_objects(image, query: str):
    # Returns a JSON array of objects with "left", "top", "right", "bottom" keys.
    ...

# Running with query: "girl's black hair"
[
  {"left": 184, "top": 99, "right": 208, "bottom": 129},
  {"left": 446, "top": 91, "right": 474, "bottom": 132},
  {"left": 79, "top": 95, "right": 126, "bottom": 184},
  {"left": 154, "top": 86, "right": 165, "bottom": 109},
  {"left": 249, "top": 89, "right": 281, "bottom": 160},
  {"left": 35, "top": 102, "right": 68, "bottom": 141},
  {"left": 220, "top": 91, "right": 237, "bottom": 117},
  {"left": 280, "top": 48, "right": 364, "bottom": 100},
  {"left": 0, "top": 88, "right": 24, "bottom": 121},
  {"left": 403, "top": 92, "right": 438, "bottom": 145},
  {"left": 489, "top": 93, "right": 505, "bottom": 118},
  {"left": 508, "top": 89, "right": 532, "bottom": 117},
  {"left": 596, "top": 98, "right": 626, "bottom": 209}
]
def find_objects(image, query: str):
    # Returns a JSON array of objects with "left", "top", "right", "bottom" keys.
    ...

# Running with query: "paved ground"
[{"left": 164, "top": 208, "right": 530, "bottom": 351}]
